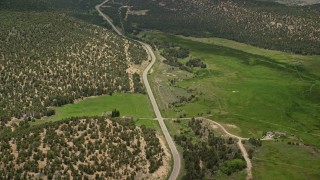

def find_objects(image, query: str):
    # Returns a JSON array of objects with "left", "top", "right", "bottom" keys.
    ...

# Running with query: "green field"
[
  {"left": 35, "top": 93, "right": 154, "bottom": 124},
  {"left": 253, "top": 141, "right": 320, "bottom": 179},
  {"left": 144, "top": 32, "right": 320, "bottom": 147}
]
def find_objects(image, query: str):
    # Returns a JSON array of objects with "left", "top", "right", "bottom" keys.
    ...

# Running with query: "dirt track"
[{"left": 201, "top": 118, "right": 252, "bottom": 180}]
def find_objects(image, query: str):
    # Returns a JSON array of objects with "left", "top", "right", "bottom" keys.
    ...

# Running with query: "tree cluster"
[
  {"left": 158, "top": 44, "right": 198, "bottom": 72},
  {"left": 186, "top": 58, "right": 207, "bottom": 68},
  {"left": 248, "top": 138, "right": 262, "bottom": 147},
  {"left": 111, "top": 109, "right": 120, "bottom": 117}
]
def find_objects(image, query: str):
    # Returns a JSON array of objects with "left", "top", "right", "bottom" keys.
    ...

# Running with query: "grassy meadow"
[
  {"left": 143, "top": 32, "right": 320, "bottom": 147},
  {"left": 253, "top": 141, "right": 320, "bottom": 179},
  {"left": 34, "top": 93, "right": 154, "bottom": 125}
]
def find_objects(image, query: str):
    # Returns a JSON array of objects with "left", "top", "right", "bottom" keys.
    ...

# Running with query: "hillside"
[
  {"left": 106, "top": 0, "right": 320, "bottom": 54},
  {"left": 260, "top": 0, "right": 320, "bottom": 6},
  {"left": 0, "top": 10, "right": 147, "bottom": 124},
  {"left": 0, "top": 117, "right": 169, "bottom": 179}
]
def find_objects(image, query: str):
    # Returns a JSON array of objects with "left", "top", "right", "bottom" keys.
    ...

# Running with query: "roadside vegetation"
[{"left": 0, "top": 116, "right": 166, "bottom": 179}]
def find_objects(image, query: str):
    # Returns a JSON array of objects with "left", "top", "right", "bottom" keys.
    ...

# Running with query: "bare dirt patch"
[
  {"left": 226, "top": 124, "right": 238, "bottom": 128},
  {"left": 128, "top": 9, "right": 149, "bottom": 16}
]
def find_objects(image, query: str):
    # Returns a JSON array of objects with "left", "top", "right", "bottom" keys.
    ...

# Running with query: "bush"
[{"left": 221, "top": 159, "right": 247, "bottom": 175}]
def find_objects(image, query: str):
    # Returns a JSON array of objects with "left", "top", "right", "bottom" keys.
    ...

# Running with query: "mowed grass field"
[
  {"left": 34, "top": 93, "right": 154, "bottom": 124},
  {"left": 143, "top": 32, "right": 320, "bottom": 147},
  {"left": 252, "top": 141, "right": 320, "bottom": 179}
]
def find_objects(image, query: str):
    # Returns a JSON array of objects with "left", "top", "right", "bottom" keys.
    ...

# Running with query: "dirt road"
[{"left": 201, "top": 118, "right": 253, "bottom": 180}]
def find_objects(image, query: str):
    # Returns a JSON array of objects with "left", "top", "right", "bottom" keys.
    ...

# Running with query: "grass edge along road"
[{"left": 96, "top": 1, "right": 181, "bottom": 179}]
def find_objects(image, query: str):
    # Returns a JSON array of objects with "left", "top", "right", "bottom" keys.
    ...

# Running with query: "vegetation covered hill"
[
  {"left": 0, "top": 0, "right": 109, "bottom": 27},
  {"left": 260, "top": 0, "right": 320, "bottom": 6},
  {"left": 0, "top": 0, "right": 101, "bottom": 11},
  {"left": 107, "top": 0, "right": 320, "bottom": 54},
  {"left": 0, "top": 117, "right": 166, "bottom": 179},
  {"left": 0, "top": 4, "right": 148, "bottom": 124}
]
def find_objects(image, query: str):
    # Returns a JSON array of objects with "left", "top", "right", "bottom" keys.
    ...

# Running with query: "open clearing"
[
  {"left": 35, "top": 93, "right": 154, "bottom": 124},
  {"left": 144, "top": 31, "right": 320, "bottom": 148}
]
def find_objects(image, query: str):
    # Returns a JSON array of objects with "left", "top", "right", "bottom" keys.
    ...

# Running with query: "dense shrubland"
[
  {"left": 0, "top": 11, "right": 147, "bottom": 123},
  {"left": 186, "top": 58, "right": 207, "bottom": 69},
  {"left": 101, "top": 4, "right": 123, "bottom": 28},
  {"left": 0, "top": 0, "right": 102, "bottom": 11},
  {"left": 174, "top": 118, "right": 246, "bottom": 179},
  {"left": 109, "top": 0, "right": 320, "bottom": 54},
  {"left": 158, "top": 42, "right": 207, "bottom": 72},
  {"left": 0, "top": 0, "right": 109, "bottom": 27},
  {"left": 127, "top": 41, "right": 148, "bottom": 65},
  {"left": 0, "top": 116, "right": 164, "bottom": 178}
]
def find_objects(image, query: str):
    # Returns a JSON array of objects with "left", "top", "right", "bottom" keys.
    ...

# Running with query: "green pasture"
[
  {"left": 143, "top": 31, "right": 320, "bottom": 146},
  {"left": 253, "top": 141, "right": 320, "bottom": 179},
  {"left": 34, "top": 93, "right": 154, "bottom": 125}
]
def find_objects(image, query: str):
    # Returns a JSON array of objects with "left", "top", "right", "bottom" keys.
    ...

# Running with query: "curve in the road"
[
  {"left": 96, "top": 1, "right": 181, "bottom": 179},
  {"left": 200, "top": 118, "right": 253, "bottom": 180},
  {"left": 96, "top": 1, "right": 123, "bottom": 36}
]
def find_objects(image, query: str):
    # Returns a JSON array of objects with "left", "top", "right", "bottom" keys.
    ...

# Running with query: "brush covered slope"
[
  {"left": 0, "top": 9, "right": 147, "bottom": 124},
  {"left": 0, "top": 117, "right": 166, "bottom": 179},
  {"left": 110, "top": 0, "right": 320, "bottom": 54},
  {"left": 173, "top": 118, "right": 247, "bottom": 179}
]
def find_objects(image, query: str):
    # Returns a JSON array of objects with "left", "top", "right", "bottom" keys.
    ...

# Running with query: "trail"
[
  {"left": 96, "top": 1, "right": 181, "bottom": 179},
  {"left": 201, "top": 118, "right": 253, "bottom": 180}
]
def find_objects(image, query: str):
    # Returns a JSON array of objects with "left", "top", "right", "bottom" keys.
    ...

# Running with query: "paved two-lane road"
[
  {"left": 141, "top": 42, "right": 181, "bottom": 180},
  {"left": 96, "top": 1, "right": 123, "bottom": 36},
  {"left": 96, "top": 1, "right": 181, "bottom": 179}
]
